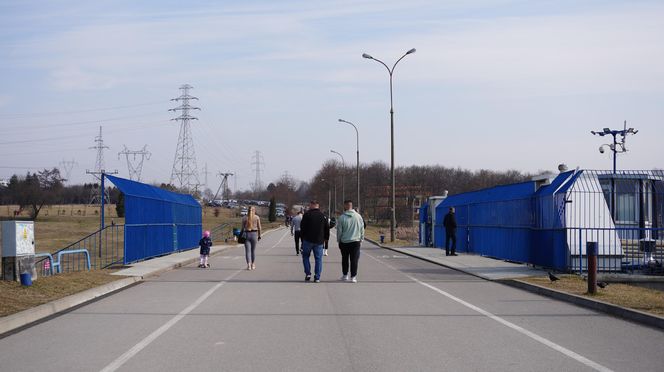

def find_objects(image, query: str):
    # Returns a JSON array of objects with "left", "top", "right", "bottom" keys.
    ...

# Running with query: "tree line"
[{"left": 0, "top": 163, "right": 531, "bottom": 223}]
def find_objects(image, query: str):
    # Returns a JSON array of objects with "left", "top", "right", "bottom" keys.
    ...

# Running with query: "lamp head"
[
  {"left": 407, "top": 48, "right": 416, "bottom": 54},
  {"left": 603, "top": 128, "right": 611, "bottom": 134},
  {"left": 362, "top": 53, "right": 373, "bottom": 59}
]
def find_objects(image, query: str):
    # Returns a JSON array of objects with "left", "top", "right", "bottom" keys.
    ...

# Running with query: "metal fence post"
[{"left": 587, "top": 241, "right": 598, "bottom": 294}]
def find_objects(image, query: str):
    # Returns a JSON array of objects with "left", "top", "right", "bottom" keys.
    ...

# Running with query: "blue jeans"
[{"left": 301, "top": 240, "right": 324, "bottom": 280}]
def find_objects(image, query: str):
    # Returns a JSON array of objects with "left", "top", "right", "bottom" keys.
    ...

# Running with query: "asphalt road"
[{"left": 1, "top": 227, "right": 662, "bottom": 371}]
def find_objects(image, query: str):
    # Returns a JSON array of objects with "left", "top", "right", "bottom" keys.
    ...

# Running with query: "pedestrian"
[
  {"left": 299, "top": 200, "right": 329, "bottom": 282},
  {"left": 242, "top": 206, "right": 262, "bottom": 270},
  {"left": 199, "top": 230, "right": 212, "bottom": 268},
  {"left": 336, "top": 200, "right": 364, "bottom": 283},
  {"left": 443, "top": 207, "right": 457, "bottom": 256},
  {"left": 291, "top": 210, "right": 303, "bottom": 255}
]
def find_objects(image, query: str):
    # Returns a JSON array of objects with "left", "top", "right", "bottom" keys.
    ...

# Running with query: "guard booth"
[
  {"left": 418, "top": 194, "right": 447, "bottom": 247},
  {"left": 2, "top": 221, "right": 36, "bottom": 281}
]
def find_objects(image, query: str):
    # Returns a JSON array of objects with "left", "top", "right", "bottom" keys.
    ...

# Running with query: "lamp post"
[
  {"left": 331, "top": 150, "right": 345, "bottom": 213},
  {"left": 363, "top": 48, "right": 416, "bottom": 242},
  {"left": 338, "top": 119, "right": 360, "bottom": 213}
]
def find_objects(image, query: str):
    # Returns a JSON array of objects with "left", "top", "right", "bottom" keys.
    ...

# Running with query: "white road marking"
[
  {"left": 365, "top": 252, "right": 614, "bottom": 372},
  {"left": 100, "top": 229, "right": 290, "bottom": 372}
]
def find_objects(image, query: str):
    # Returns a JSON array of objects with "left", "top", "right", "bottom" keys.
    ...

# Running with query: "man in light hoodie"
[{"left": 336, "top": 200, "right": 365, "bottom": 283}]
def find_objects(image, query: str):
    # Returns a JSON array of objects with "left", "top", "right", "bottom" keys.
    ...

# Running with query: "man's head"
[
  {"left": 309, "top": 200, "right": 320, "bottom": 209},
  {"left": 343, "top": 199, "right": 353, "bottom": 211},
  {"left": 449, "top": 207, "right": 455, "bottom": 213}
]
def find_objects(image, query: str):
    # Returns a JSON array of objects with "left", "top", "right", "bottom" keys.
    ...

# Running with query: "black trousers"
[
  {"left": 294, "top": 231, "right": 302, "bottom": 253},
  {"left": 339, "top": 241, "right": 361, "bottom": 277},
  {"left": 445, "top": 232, "right": 456, "bottom": 255}
]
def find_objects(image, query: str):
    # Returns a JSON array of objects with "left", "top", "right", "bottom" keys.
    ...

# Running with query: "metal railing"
[
  {"left": 210, "top": 223, "right": 237, "bottom": 243},
  {"left": 569, "top": 227, "right": 664, "bottom": 274},
  {"left": 35, "top": 224, "right": 124, "bottom": 276}
]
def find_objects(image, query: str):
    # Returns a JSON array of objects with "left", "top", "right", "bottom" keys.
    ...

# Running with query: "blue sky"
[{"left": 1, "top": 0, "right": 663, "bottom": 190}]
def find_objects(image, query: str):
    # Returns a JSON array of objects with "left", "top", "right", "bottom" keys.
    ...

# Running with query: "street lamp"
[
  {"left": 363, "top": 48, "right": 416, "bottom": 242},
  {"left": 331, "top": 149, "right": 345, "bottom": 213},
  {"left": 338, "top": 118, "right": 360, "bottom": 213}
]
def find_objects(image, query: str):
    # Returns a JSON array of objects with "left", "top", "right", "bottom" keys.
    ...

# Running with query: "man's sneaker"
[
  {"left": 340, "top": 274, "right": 349, "bottom": 281},
  {"left": 323, "top": 249, "right": 328, "bottom": 256},
  {"left": 314, "top": 279, "right": 320, "bottom": 283},
  {"left": 305, "top": 275, "right": 311, "bottom": 282},
  {"left": 350, "top": 276, "right": 357, "bottom": 283}
]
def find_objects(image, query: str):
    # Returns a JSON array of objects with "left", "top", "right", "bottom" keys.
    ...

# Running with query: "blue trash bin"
[
  {"left": 20, "top": 272, "right": 32, "bottom": 286},
  {"left": 232, "top": 228, "right": 241, "bottom": 236}
]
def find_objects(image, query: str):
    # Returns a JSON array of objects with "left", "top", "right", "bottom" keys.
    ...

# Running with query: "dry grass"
[
  {"left": 0, "top": 270, "right": 121, "bottom": 317},
  {"left": 521, "top": 275, "right": 664, "bottom": 316},
  {"left": 364, "top": 225, "right": 418, "bottom": 247}
]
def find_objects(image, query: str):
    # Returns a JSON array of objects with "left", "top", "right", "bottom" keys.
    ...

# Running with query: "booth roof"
[{"left": 106, "top": 175, "right": 200, "bottom": 208}]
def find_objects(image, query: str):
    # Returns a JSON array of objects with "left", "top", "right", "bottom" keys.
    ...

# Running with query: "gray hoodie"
[{"left": 336, "top": 209, "right": 365, "bottom": 243}]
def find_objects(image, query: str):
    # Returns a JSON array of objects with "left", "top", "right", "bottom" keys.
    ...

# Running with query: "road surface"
[{"left": 1, "top": 227, "right": 662, "bottom": 371}]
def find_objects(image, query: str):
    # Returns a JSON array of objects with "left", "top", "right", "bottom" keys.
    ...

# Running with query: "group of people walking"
[
  {"left": 201, "top": 199, "right": 365, "bottom": 283},
  {"left": 292, "top": 199, "right": 365, "bottom": 282}
]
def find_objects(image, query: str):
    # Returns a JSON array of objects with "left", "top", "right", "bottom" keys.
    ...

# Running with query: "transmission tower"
[
  {"left": 251, "top": 150, "right": 265, "bottom": 193},
  {"left": 169, "top": 84, "right": 201, "bottom": 192},
  {"left": 59, "top": 159, "right": 78, "bottom": 183},
  {"left": 118, "top": 145, "right": 151, "bottom": 181},
  {"left": 86, "top": 126, "right": 117, "bottom": 204},
  {"left": 212, "top": 172, "right": 234, "bottom": 201}
]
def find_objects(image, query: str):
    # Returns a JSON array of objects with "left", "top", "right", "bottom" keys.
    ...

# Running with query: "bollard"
[{"left": 587, "top": 242, "right": 597, "bottom": 294}]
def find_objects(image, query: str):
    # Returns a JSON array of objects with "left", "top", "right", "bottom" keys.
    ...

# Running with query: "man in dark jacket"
[
  {"left": 443, "top": 207, "right": 457, "bottom": 256},
  {"left": 300, "top": 200, "right": 330, "bottom": 282}
]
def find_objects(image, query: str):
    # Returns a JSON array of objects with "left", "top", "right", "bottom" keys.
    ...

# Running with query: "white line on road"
[
  {"left": 365, "top": 251, "right": 613, "bottom": 372},
  {"left": 99, "top": 229, "right": 290, "bottom": 372}
]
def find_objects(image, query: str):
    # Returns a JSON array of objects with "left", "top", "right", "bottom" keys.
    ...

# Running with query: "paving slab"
[{"left": 383, "top": 245, "right": 547, "bottom": 280}]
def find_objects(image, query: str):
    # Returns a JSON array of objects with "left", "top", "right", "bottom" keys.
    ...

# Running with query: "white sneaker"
[
  {"left": 340, "top": 274, "right": 349, "bottom": 281},
  {"left": 323, "top": 249, "right": 328, "bottom": 256},
  {"left": 350, "top": 276, "right": 357, "bottom": 283}
]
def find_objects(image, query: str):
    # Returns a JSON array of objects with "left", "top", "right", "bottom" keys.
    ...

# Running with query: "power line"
[
  {"left": 59, "top": 159, "right": 78, "bottom": 183},
  {"left": 169, "top": 84, "right": 201, "bottom": 192},
  {"left": 0, "top": 100, "right": 167, "bottom": 118},
  {"left": 118, "top": 145, "right": 151, "bottom": 181},
  {"left": 251, "top": 150, "right": 265, "bottom": 193}
]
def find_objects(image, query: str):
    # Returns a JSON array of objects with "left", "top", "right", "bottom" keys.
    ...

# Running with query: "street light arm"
[
  {"left": 367, "top": 56, "right": 392, "bottom": 75},
  {"left": 392, "top": 50, "right": 414, "bottom": 72}
]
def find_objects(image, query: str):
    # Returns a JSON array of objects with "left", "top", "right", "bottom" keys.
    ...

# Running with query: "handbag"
[{"left": 237, "top": 230, "right": 247, "bottom": 244}]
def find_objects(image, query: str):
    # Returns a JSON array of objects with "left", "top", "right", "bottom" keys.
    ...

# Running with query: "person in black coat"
[
  {"left": 443, "top": 207, "right": 457, "bottom": 256},
  {"left": 299, "top": 200, "right": 330, "bottom": 282},
  {"left": 199, "top": 230, "right": 213, "bottom": 268}
]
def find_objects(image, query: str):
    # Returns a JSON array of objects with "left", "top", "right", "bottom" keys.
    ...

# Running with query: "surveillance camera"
[{"left": 599, "top": 146, "right": 605, "bottom": 154}]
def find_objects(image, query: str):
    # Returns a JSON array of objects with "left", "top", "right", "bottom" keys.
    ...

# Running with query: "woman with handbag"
[{"left": 242, "top": 206, "right": 262, "bottom": 270}]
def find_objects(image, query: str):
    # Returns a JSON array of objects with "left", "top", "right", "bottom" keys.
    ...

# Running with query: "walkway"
[{"left": 0, "top": 227, "right": 662, "bottom": 371}]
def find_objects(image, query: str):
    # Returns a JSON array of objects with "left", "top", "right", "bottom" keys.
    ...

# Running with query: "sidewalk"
[
  {"left": 387, "top": 246, "right": 547, "bottom": 280},
  {"left": 371, "top": 241, "right": 664, "bottom": 330}
]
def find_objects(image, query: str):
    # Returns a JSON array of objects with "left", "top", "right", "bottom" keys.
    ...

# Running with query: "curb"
[
  {"left": 0, "top": 230, "right": 281, "bottom": 337},
  {"left": 0, "top": 276, "right": 141, "bottom": 338},
  {"left": 366, "top": 238, "right": 664, "bottom": 331},
  {"left": 501, "top": 279, "right": 664, "bottom": 330}
]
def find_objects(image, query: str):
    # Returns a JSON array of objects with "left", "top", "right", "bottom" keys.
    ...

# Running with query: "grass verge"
[
  {"left": 521, "top": 275, "right": 664, "bottom": 316},
  {"left": 364, "top": 225, "right": 418, "bottom": 247},
  {"left": 0, "top": 270, "right": 121, "bottom": 317}
]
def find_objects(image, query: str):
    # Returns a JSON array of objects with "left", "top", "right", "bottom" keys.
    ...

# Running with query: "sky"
[{"left": 1, "top": 0, "right": 663, "bottom": 191}]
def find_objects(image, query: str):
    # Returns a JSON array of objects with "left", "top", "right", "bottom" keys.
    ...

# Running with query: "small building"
[{"left": 421, "top": 170, "right": 664, "bottom": 273}]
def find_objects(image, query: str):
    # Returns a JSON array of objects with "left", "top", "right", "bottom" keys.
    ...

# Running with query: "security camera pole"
[{"left": 591, "top": 120, "right": 638, "bottom": 174}]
